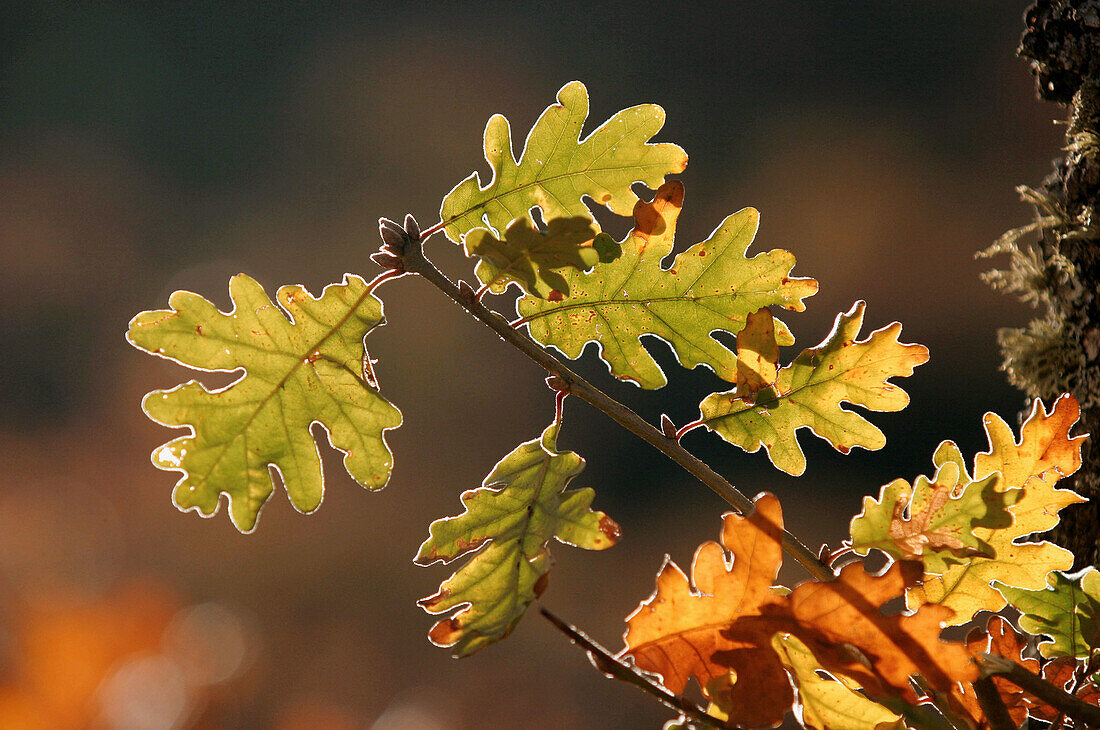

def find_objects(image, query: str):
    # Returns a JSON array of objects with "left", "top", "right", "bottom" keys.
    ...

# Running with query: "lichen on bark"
[{"left": 983, "top": 0, "right": 1100, "bottom": 567}]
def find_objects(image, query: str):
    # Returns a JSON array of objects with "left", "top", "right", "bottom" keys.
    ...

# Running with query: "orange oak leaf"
[
  {"left": 784, "top": 561, "right": 978, "bottom": 698},
  {"left": 620, "top": 493, "right": 793, "bottom": 728},
  {"left": 622, "top": 495, "right": 978, "bottom": 728},
  {"left": 1026, "top": 656, "right": 1100, "bottom": 723},
  {"left": 957, "top": 616, "right": 1038, "bottom": 728}
]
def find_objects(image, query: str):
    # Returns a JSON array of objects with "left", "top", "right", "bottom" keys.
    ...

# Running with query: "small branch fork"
[
  {"left": 376, "top": 215, "right": 834, "bottom": 583},
  {"left": 539, "top": 606, "right": 725, "bottom": 729}
]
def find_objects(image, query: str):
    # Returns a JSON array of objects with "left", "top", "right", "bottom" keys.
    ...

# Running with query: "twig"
[
  {"left": 538, "top": 606, "right": 726, "bottom": 729},
  {"left": 397, "top": 228, "right": 835, "bottom": 583},
  {"left": 979, "top": 653, "right": 1100, "bottom": 728},
  {"left": 971, "top": 676, "right": 1014, "bottom": 730}
]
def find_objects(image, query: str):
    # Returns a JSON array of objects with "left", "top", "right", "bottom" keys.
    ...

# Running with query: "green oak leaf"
[
  {"left": 416, "top": 422, "right": 619, "bottom": 657},
  {"left": 698, "top": 301, "right": 928, "bottom": 475},
  {"left": 127, "top": 273, "right": 402, "bottom": 532},
  {"left": 849, "top": 443, "right": 1012, "bottom": 574},
  {"left": 996, "top": 569, "right": 1100, "bottom": 659},
  {"left": 515, "top": 181, "right": 818, "bottom": 389},
  {"left": 439, "top": 80, "right": 687, "bottom": 243},
  {"left": 464, "top": 216, "right": 619, "bottom": 298}
]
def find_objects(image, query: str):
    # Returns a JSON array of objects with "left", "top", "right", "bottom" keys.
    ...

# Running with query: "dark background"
[{"left": 0, "top": 2, "right": 1058, "bottom": 728}]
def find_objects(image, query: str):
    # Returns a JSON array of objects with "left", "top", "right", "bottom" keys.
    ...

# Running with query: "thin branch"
[
  {"left": 399, "top": 231, "right": 835, "bottom": 583},
  {"left": 971, "top": 676, "right": 1014, "bottom": 730},
  {"left": 538, "top": 606, "right": 726, "bottom": 729},
  {"left": 978, "top": 653, "right": 1100, "bottom": 728}
]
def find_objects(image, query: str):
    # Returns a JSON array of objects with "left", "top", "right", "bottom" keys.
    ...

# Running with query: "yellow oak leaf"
[{"left": 909, "top": 395, "right": 1085, "bottom": 624}]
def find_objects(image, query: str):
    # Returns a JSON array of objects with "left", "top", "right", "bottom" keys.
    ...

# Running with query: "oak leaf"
[
  {"left": 621, "top": 494, "right": 975, "bottom": 728},
  {"left": 995, "top": 569, "right": 1100, "bottom": 659},
  {"left": 735, "top": 308, "right": 781, "bottom": 404},
  {"left": 770, "top": 632, "right": 905, "bottom": 730},
  {"left": 439, "top": 81, "right": 687, "bottom": 243},
  {"left": 956, "top": 616, "right": 1038, "bottom": 728},
  {"left": 517, "top": 181, "right": 818, "bottom": 390},
  {"left": 849, "top": 446, "right": 1010, "bottom": 573},
  {"left": 784, "top": 561, "right": 978, "bottom": 697},
  {"left": 127, "top": 274, "right": 403, "bottom": 532},
  {"left": 698, "top": 301, "right": 928, "bottom": 475},
  {"left": 620, "top": 493, "right": 793, "bottom": 728},
  {"left": 1028, "top": 656, "right": 1100, "bottom": 722},
  {"left": 464, "top": 216, "right": 619, "bottom": 298},
  {"left": 416, "top": 423, "right": 619, "bottom": 657},
  {"left": 909, "top": 396, "right": 1085, "bottom": 623}
]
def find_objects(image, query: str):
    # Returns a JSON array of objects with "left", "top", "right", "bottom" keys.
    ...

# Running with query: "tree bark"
[{"left": 998, "top": 1, "right": 1100, "bottom": 567}]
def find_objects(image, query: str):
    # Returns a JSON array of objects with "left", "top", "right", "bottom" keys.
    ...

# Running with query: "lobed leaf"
[
  {"left": 698, "top": 301, "right": 928, "bottom": 475},
  {"left": 909, "top": 395, "right": 1085, "bottom": 623},
  {"left": 956, "top": 616, "right": 1039, "bottom": 728},
  {"left": 464, "top": 216, "right": 619, "bottom": 298},
  {"left": 783, "top": 561, "right": 977, "bottom": 699},
  {"left": 620, "top": 493, "right": 793, "bottom": 728},
  {"left": 127, "top": 274, "right": 402, "bottom": 532},
  {"left": 621, "top": 494, "right": 976, "bottom": 728},
  {"left": 517, "top": 181, "right": 818, "bottom": 389},
  {"left": 439, "top": 81, "right": 687, "bottom": 243},
  {"left": 995, "top": 569, "right": 1100, "bottom": 659},
  {"left": 849, "top": 447, "right": 1011, "bottom": 574},
  {"left": 770, "top": 632, "right": 905, "bottom": 730},
  {"left": 1029, "top": 656, "right": 1100, "bottom": 722},
  {"left": 416, "top": 423, "right": 619, "bottom": 657}
]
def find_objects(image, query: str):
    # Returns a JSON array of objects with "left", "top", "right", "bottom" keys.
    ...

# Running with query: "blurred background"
[{"left": 0, "top": 2, "right": 1062, "bottom": 728}]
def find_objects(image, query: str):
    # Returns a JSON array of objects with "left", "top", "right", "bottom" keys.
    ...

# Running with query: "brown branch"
[
  {"left": 971, "top": 676, "right": 1014, "bottom": 730},
  {"left": 978, "top": 653, "right": 1100, "bottom": 728},
  {"left": 538, "top": 606, "right": 727, "bottom": 729},
  {"left": 395, "top": 224, "right": 835, "bottom": 583}
]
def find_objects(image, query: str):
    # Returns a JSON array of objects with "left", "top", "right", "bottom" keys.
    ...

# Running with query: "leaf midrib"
[{"left": 188, "top": 285, "right": 377, "bottom": 496}]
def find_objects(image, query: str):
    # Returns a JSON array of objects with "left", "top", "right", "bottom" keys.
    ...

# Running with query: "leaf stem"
[
  {"left": 978, "top": 653, "right": 1100, "bottom": 727},
  {"left": 366, "top": 268, "right": 409, "bottom": 293},
  {"left": 554, "top": 389, "right": 568, "bottom": 427},
  {"left": 674, "top": 419, "right": 705, "bottom": 441},
  {"left": 419, "top": 220, "right": 447, "bottom": 239},
  {"left": 400, "top": 231, "right": 835, "bottom": 583},
  {"left": 538, "top": 606, "right": 726, "bottom": 729}
]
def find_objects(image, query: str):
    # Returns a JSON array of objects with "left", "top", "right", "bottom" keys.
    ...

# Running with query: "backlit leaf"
[
  {"left": 783, "top": 561, "right": 978, "bottom": 698},
  {"left": 464, "top": 216, "right": 618, "bottom": 298},
  {"left": 620, "top": 493, "right": 793, "bottom": 728},
  {"left": 736, "top": 307, "right": 781, "bottom": 404},
  {"left": 1028, "top": 657, "right": 1100, "bottom": 722},
  {"left": 416, "top": 423, "right": 619, "bottom": 657},
  {"left": 995, "top": 569, "right": 1100, "bottom": 658},
  {"left": 909, "top": 395, "right": 1085, "bottom": 623},
  {"left": 620, "top": 494, "right": 975, "bottom": 728},
  {"left": 956, "top": 616, "right": 1038, "bottom": 728},
  {"left": 517, "top": 181, "right": 818, "bottom": 389},
  {"left": 698, "top": 301, "right": 928, "bottom": 475},
  {"left": 849, "top": 445, "right": 1011, "bottom": 573},
  {"left": 770, "top": 632, "right": 905, "bottom": 730},
  {"left": 127, "top": 274, "right": 402, "bottom": 532},
  {"left": 439, "top": 81, "right": 687, "bottom": 243}
]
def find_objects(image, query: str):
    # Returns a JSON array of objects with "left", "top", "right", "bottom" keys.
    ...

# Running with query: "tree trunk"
[{"left": 996, "top": 1, "right": 1100, "bottom": 567}]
